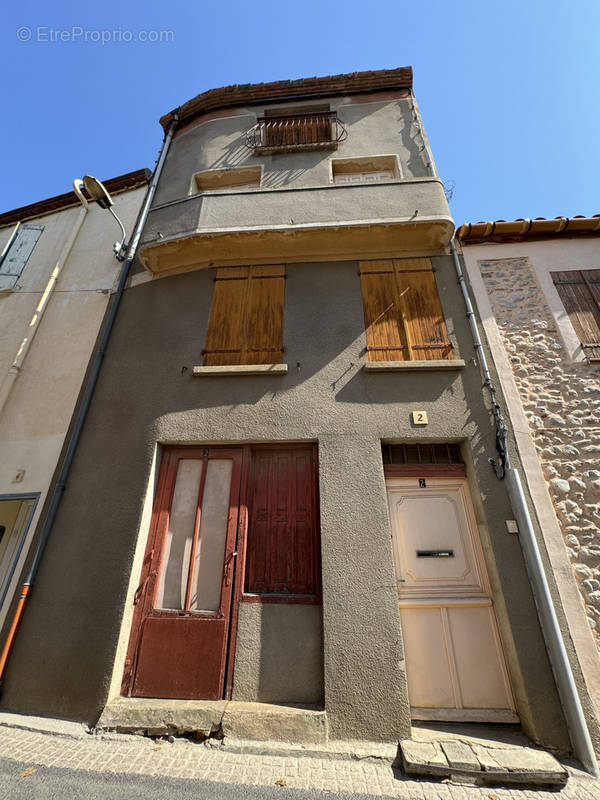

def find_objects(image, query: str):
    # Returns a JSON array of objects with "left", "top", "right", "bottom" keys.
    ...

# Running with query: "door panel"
[
  {"left": 132, "top": 617, "right": 227, "bottom": 699},
  {"left": 448, "top": 606, "right": 513, "bottom": 709},
  {"left": 387, "top": 477, "right": 516, "bottom": 721},
  {"left": 389, "top": 484, "right": 484, "bottom": 595},
  {"left": 399, "top": 606, "right": 456, "bottom": 708}
]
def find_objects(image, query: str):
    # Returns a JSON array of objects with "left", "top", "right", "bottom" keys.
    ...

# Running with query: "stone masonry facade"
[{"left": 478, "top": 257, "right": 600, "bottom": 648}]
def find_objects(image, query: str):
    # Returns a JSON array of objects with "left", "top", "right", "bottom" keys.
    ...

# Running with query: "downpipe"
[
  {"left": 0, "top": 114, "right": 179, "bottom": 686},
  {"left": 450, "top": 239, "right": 598, "bottom": 777}
]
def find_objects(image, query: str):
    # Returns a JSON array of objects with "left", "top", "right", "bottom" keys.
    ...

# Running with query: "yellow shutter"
[
  {"left": 360, "top": 258, "right": 453, "bottom": 361},
  {"left": 203, "top": 265, "right": 285, "bottom": 366}
]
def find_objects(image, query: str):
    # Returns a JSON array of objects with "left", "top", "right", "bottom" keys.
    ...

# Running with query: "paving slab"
[
  {"left": 400, "top": 737, "right": 569, "bottom": 787},
  {"left": 440, "top": 740, "right": 481, "bottom": 771}
]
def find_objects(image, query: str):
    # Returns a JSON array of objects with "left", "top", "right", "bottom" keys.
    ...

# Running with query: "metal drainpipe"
[
  {"left": 0, "top": 113, "right": 179, "bottom": 686},
  {"left": 0, "top": 185, "right": 89, "bottom": 419},
  {"left": 451, "top": 239, "right": 599, "bottom": 777}
]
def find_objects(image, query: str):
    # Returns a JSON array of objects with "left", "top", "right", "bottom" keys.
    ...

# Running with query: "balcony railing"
[{"left": 245, "top": 111, "right": 347, "bottom": 154}]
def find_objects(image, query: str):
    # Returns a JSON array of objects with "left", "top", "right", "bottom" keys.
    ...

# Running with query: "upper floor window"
[
  {"left": 203, "top": 265, "right": 285, "bottom": 366},
  {"left": 0, "top": 223, "right": 43, "bottom": 293},
  {"left": 245, "top": 105, "right": 347, "bottom": 155},
  {"left": 332, "top": 155, "right": 400, "bottom": 184},
  {"left": 192, "top": 166, "right": 262, "bottom": 194},
  {"left": 551, "top": 269, "right": 600, "bottom": 362},
  {"left": 359, "top": 258, "right": 454, "bottom": 362}
]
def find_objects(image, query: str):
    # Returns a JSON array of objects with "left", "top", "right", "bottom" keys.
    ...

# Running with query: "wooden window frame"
[
  {"left": 202, "top": 265, "right": 285, "bottom": 367},
  {"left": 359, "top": 258, "right": 454, "bottom": 363},
  {"left": 551, "top": 269, "right": 600, "bottom": 362}
]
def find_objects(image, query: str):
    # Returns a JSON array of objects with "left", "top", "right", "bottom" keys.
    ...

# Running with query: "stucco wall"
[
  {"left": 0, "top": 186, "right": 146, "bottom": 632},
  {"left": 152, "top": 96, "right": 429, "bottom": 207},
  {"left": 0, "top": 256, "right": 571, "bottom": 750},
  {"left": 232, "top": 604, "right": 323, "bottom": 705},
  {"left": 136, "top": 97, "right": 452, "bottom": 271}
]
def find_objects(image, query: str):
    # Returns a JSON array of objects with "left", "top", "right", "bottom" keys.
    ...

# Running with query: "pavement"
[{"left": 0, "top": 714, "right": 599, "bottom": 799}]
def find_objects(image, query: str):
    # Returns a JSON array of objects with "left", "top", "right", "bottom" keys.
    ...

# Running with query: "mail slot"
[{"left": 416, "top": 549, "right": 454, "bottom": 558}]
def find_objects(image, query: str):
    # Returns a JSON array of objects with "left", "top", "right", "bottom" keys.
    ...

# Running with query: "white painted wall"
[{"left": 0, "top": 185, "right": 146, "bottom": 629}]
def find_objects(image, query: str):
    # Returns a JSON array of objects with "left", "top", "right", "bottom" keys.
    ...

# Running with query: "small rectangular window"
[
  {"left": 0, "top": 223, "right": 43, "bottom": 292},
  {"left": 193, "top": 166, "right": 261, "bottom": 194},
  {"left": 332, "top": 155, "right": 400, "bottom": 184},
  {"left": 359, "top": 258, "right": 453, "bottom": 361},
  {"left": 203, "top": 265, "right": 285, "bottom": 366},
  {"left": 551, "top": 270, "right": 600, "bottom": 361}
]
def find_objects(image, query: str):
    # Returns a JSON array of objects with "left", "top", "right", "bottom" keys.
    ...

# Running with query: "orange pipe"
[{"left": 0, "top": 584, "right": 31, "bottom": 678}]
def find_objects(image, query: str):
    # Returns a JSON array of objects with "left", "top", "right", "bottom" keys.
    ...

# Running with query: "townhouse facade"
[
  {"left": 0, "top": 69, "right": 587, "bottom": 755},
  {"left": 0, "top": 171, "right": 149, "bottom": 634},
  {"left": 458, "top": 217, "right": 600, "bottom": 748}
]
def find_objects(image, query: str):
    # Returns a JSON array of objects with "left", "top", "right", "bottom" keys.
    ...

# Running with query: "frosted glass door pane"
[
  {"left": 156, "top": 459, "right": 203, "bottom": 610},
  {"left": 190, "top": 459, "right": 233, "bottom": 612}
]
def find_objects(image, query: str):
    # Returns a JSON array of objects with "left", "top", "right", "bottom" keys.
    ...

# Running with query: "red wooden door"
[{"left": 123, "top": 447, "right": 243, "bottom": 700}]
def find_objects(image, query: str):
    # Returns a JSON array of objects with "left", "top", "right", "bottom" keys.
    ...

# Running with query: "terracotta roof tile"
[
  {"left": 159, "top": 67, "right": 413, "bottom": 130},
  {"left": 457, "top": 215, "right": 600, "bottom": 244},
  {"left": 0, "top": 168, "right": 152, "bottom": 227}
]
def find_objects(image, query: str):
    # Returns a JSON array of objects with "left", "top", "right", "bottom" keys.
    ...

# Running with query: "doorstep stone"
[
  {"left": 400, "top": 737, "right": 569, "bottom": 787},
  {"left": 97, "top": 698, "right": 328, "bottom": 745}
]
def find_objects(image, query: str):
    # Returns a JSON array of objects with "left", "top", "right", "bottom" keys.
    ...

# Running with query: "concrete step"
[
  {"left": 399, "top": 737, "right": 569, "bottom": 787},
  {"left": 97, "top": 698, "right": 328, "bottom": 745}
]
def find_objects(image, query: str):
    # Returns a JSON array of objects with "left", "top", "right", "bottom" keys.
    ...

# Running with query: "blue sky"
[{"left": 1, "top": 0, "right": 598, "bottom": 225}]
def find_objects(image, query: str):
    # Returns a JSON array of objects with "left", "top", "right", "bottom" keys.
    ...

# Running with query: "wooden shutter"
[
  {"left": 245, "top": 447, "right": 319, "bottom": 599},
  {"left": 359, "top": 258, "right": 453, "bottom": 361},
  {"left": 203, "top": 265, "right": 285, "bottom": 366},
  {"left": 551, "top": 270, "right": 600, "bottom": 361},
  {"left": 245, "top": 266, "right": 285, "bottom": 363}
]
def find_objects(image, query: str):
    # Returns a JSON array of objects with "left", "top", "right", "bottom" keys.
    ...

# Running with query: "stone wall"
[{"left": 479, "top": 256, "right": 600, "bottom": 648}]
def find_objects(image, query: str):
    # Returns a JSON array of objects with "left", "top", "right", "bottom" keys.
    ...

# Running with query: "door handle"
[{"left": 223, "top": 551, "right": 237, "bottom": 585}]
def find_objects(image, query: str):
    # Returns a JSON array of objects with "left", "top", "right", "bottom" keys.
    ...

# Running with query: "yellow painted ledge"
[
  {"left": 363, "top": 359, "right": 465, "bottom": 372},
  {"left": 193, "top": 364, "right": 288, "bottom": 376}
]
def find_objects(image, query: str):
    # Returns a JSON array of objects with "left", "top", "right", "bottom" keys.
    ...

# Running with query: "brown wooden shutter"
[
  {"left": 551, "top": 270, "right": 600, "bottom": 361},
  {"left": 359, "top": 258, "right": 453, "bottom": 361},
  {"left": 245, "top": 447, "right": 319, "bottom": 598},
  {"left": 244, "top": 265, "right": 285, "bottom": 364},
  {"left": 203, "top": 265, "right": 285, "bottom": 366}
]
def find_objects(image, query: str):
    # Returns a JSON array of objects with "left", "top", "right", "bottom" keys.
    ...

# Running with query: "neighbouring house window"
[
  {"left": 244, "top": 446, "right": 320, "bottom": 599},
  {"left": 203, "top": 265, "right": 285, "bottom": 366},
  {"left": 359, "top": 258, "right": 454, "bottom": 361},
  {"left": 551, "top": 270, "right": 600, "bottom": 361},
  {"left": 0, "top": 224, "right": 43, "bottom": 292},
  {"left": 192, "top": 166, "right": 262, "bottom": 193},
  {"left": 332, "top": 155, "right": 400, "bottom": 184}
]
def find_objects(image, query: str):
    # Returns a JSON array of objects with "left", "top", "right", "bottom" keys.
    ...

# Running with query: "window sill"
[
  {"left": 192, "top": 363, "right": 288, "bottom": 376},
  {"left": 363, "top": 359, "right": 465, "bottom": 372}
]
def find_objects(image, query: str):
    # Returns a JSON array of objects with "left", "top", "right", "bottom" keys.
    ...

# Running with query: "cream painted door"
[{"left": 386, "top": 477, "right": 517, "bottom": 722}]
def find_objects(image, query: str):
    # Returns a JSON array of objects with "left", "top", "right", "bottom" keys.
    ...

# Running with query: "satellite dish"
[{"left": 83, "top": 175, "right": 114, "bottom": 209}]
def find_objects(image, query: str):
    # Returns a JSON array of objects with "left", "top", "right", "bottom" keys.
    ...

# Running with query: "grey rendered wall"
[
  {"left": 152, "top": 96, "right": 428, "bottom": 207},
  {"left": 232, "top": 605, "right": 323, "bottom": 705},
  {"left": 0, "top": 256, "right": 570, "bottom": 749}
]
